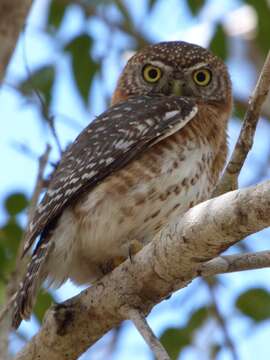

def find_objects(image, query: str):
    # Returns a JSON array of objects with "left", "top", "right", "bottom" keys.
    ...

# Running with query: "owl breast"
[{"left": 46, "top": 127, "right": 220, "bottom": 286}]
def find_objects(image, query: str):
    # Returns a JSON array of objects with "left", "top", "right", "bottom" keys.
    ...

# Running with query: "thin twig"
[
  {"left": 121, "top": 307, "right": 171, "bottom": 360},
  {"left": 206, "top": 280, "right": 238, "bottom": 360},
  {"left": 215, "top": 50, "right": 270, "bottom": 195},
  {"left": 199, "top": 250, "right": 270, "bottom": 277}
]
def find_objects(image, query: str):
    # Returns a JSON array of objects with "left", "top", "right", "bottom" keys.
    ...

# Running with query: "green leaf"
[
  {"left": 160, "top": 327, "right": 191, "bottom": 360},
  {"left": 65, "top": 34, "right": 99, "bottom": 105},
  {"left": 186, "top": 0, "right": 205, "bottom": 15},
  {"left": 0, "top": 220, "right": 22, "bottom": 276},
  {"left": 246, "top": 0, "right": 270, "bottom": 55},
  {"left": 186, "top": 306, "right": 208, "bottom": 332},
  {"left": 4, "top": 192, "right": 28, "bottom": 216},
  {"left": 236, "top": 288, "right": 270, "bottom": 322},
  {"left": 34, "top": 290, "right": 54, "bottom": 324},
  {"left": 18, "top": 65, "right": 55, "bottom": 110},
  {"left": 160, "top": 306, "right": 210, "bottom": 358},
  {"left": 210, "top": 23, "right": 228, "bottom": 60},
  {"left": 47, "top": 0, "right": 67, "bottom": 30}
]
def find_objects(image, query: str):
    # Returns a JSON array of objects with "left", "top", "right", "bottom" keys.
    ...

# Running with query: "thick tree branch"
[
  {"left": 0, "top": 0, "right": 33, "bottom": 82},
  {"left": 215, "top": 50, "right": 270, "bottom": 195},
  {"left": 14, "top": 180, "right": 270, "bottom": 360}
]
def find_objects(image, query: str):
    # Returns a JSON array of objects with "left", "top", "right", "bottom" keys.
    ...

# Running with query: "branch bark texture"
[
  {"left": 199, "top": 250, "right": 270, "bottom": 276},
  {"left": 0, "top": 0, "right": 33, "bottom": 82},
  {"left": 215, "top": 50, "right": 270, "bottom": 195},
  {"left": 14, "top": 180, "right": 270, "bottom": 360}
]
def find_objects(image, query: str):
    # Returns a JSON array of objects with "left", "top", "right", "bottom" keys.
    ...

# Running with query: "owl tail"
[{"left": 12, "top": 239, "right": 52, "bottom": 329}]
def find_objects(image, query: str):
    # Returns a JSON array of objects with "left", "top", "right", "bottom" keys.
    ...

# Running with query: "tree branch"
[
  {"left": 122, "top": 307, "right": 170, "bottom": 360},
  {"left": 199, "top": 250, "right": 270, "bottom": 276},
  {"left": 215, "top": 50, "right": 270, "bottom": 195},
  {"left": 14, "top": 180, "right": 270, "bottom": 360},
  {"left": 0, "top": 0, "right": 33, "bottom": 82}
]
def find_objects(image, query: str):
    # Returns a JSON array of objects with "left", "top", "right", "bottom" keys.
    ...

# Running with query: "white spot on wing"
[
  {"left": 113, "top": 139, "right": 134, "bottom": 150},
  {"left": 69, "top": 177, "right": 79, "bottom": 184},
  {"left": 163, "top": 110, "right": 179, "bottom": 120},
  {"left": 81, "top": 172, "right": 96, "bottom": 180},
  {"left": 145, "top": 118, "right": 155, "bottom": 126},
  {"left": 112, "top": 113, "right": 123, "bottom": 119},
  {"left": 65, "top": 185, "right": 81, "bottom": 196},
  {"left": 105, "top": 157, "right": 115, "bottom": 165},
  {"left": 152, "top": 105, "right": 198, "bottom": 145},
  {"left": 136, "top": 124, "right": 146, "bottom": 132}
]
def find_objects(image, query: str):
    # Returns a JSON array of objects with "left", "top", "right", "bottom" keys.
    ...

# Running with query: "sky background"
[{"left": 1, "top": 0, "right": 270, "bottom": 359}]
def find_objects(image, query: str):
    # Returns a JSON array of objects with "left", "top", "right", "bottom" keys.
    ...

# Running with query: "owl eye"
[
  {"left": 193, "top": 69, "right": 212, "bottom": 86},
  {"left": 142, "top": 65, "right": 162, "bottom": 83}
]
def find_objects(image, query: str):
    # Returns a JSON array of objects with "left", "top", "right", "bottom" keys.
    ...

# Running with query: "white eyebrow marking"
[
  {"left": 146, "top": 60, "right": 172, "bottom": 71},
  {"left": 186, "top": 62, "right": 209, "bottom": 71}
]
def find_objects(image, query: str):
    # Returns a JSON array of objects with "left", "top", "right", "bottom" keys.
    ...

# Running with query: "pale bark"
[
  {"left": 215, "top": 50, "right": 270, "bottom": 195},
  {"left": 199, "top": 250, "right": 270, "bottom": 276},
  {"left": 14, "top": 180, "right": 270, "bottom": 360},
  {"left": 123, "top": 307, "right": 170, "bottom": 360},
  {"left": 0, "top": 0, "right": 33, "bottom": 82}
]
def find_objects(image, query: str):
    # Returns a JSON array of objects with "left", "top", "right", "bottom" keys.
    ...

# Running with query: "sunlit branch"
[
  {"left": 199, "top": 250, "right": 270, "bottom": 276},
  {"left": 215, "top": 50, "right": 270, "bottom": 195}
]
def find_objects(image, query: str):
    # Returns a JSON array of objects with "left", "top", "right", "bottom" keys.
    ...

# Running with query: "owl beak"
[{"left": 172, "top": 79, "right": 184, "bottom": 96}]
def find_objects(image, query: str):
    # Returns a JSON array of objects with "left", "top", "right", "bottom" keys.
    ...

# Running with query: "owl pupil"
[
  {"left": 196, "top": 72, "right": 206, "bottom": 82},
  {"left": 149, "top": 68, "right": 158, "bottom": 79}
]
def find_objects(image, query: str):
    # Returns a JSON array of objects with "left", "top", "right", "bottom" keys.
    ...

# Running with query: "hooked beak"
[{"left": 172, "top": 79, "right": 184, "bottom": 96}]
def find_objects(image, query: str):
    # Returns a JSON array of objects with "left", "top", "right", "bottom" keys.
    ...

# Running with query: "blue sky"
[{"left": 2, "top": 0, "right": 270, "bottom": 359}]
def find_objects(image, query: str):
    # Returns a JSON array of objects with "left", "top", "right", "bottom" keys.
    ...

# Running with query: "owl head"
[{"left": 112, "top": 41, "right": 232, "bottom": 107}]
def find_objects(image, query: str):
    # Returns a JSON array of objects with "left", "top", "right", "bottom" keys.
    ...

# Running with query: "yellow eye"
[
  {"left": 142, "top": 65, "right": 162, "bottom": 83},
  {"left": 193, "top": 69, "right": 212, "bottom": 86}
]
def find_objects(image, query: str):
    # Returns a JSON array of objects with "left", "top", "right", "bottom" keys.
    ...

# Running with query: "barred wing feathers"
[{"left": 24, "top": 95, "right": 197, "bottom": 255}]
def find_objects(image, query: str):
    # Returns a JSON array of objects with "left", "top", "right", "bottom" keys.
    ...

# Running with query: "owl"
[{"left": 12, "top": 41, "right": 232, "bottom": 328}]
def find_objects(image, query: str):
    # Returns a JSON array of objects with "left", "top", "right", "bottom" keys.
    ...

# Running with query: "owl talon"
[
  {"left": 128, "top": 240, "right": 143, "bottom": 263},
  {"left": 100, "top": 256, "right": 126, "bottom": 275},
  {"left": 100, "top": 240, "right": 143, "bottom": 274}
]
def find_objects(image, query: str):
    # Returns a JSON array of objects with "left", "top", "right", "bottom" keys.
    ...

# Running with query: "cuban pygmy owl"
[{"left": 12, "top": 41, "right": 232, "bottom": 328}]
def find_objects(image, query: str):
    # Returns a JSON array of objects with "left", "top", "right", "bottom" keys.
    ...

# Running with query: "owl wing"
[{"left": 23, "top": 95, "right": 198, "bottom": 255}]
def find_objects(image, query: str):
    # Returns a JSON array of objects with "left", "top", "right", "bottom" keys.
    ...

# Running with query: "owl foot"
[
  {"left": 128, "top": 239, "right": 143, "bottom": 263},
  {"left": 100, "top": 240, "right": 143, "bottom": 274},
  {"left": 100, "top": 256, "right": 126, "bottom": 275}
]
